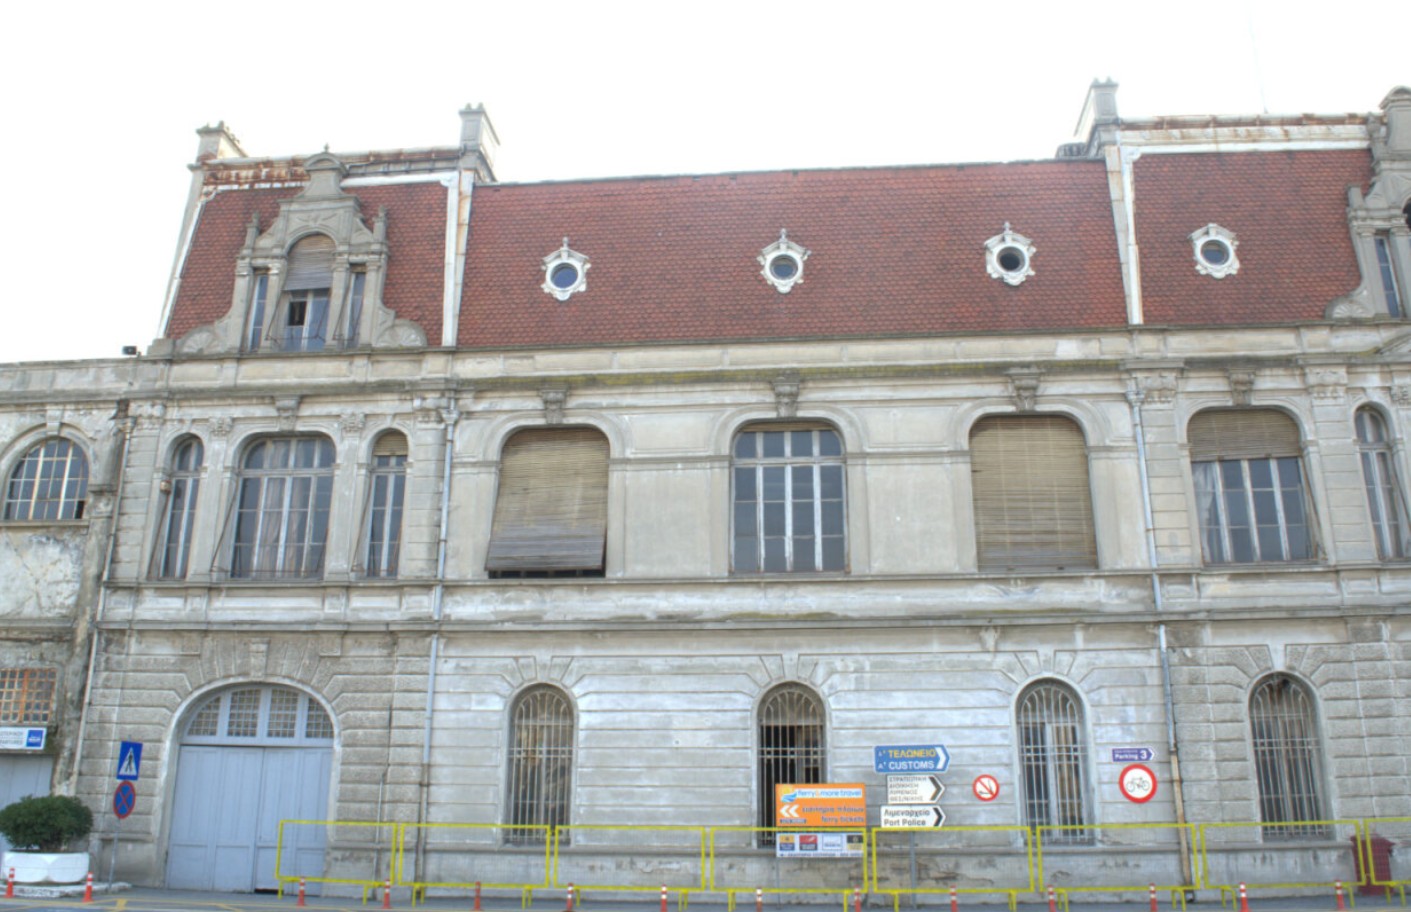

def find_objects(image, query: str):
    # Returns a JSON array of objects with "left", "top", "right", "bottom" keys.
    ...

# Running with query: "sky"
[{"left": 0, "top": 1, "right": 1405, "bottom": 365}]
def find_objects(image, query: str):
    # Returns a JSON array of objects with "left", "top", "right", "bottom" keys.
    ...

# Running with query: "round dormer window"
[
  {"left": 541, "top": 239, "right": 591, "bottom": 301},
  {"left": 984, "top": 224, "right": 1036, "bottom": 286},
  {"left": 757, "top": 230, "right": 810, "bottom": 293},
  {"left": 996, "top": 246, "right": 1028, "bottom": 275},
  {"left": 769, "top": 253, "right": 800, "bottom": 281},
  {"left": 1198, "top": 238, "right": 1231, "bottom": 268},
  {"left": 1189, "top": 224, "right": 1240, "bottom": 279},
  {"left": 550, "top": 262, "right": 581, "bottom": 290}
]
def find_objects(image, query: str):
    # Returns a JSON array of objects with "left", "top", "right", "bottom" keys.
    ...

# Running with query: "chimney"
[
  {"left": 1068, "top": 79, "right": 1119, "bottom": 156},
  {"left": 459, "top": 104, "right": 500, "bottom": 182},
  {"left": 1381, "top": 86, "right": 1411, "bottom": 158},
  {"left": 194, "top": 121, "right": 245, "bottom": 163}
]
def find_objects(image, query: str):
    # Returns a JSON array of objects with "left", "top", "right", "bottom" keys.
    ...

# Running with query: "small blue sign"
[
  {"left": 25, "top": 729, "right": 45, "bottom": 749},
  {"left": 1111, "top": 747, "right": 1154, "bottom": 763},
  {"left": 113, "top": 781, "right": 136, "bottom": 819},
  {"left": 117, "top": 741, "right": 143, "bottom": 781},
  {"left": 874, "top": 744, "right": 950, "bottom": 774}
]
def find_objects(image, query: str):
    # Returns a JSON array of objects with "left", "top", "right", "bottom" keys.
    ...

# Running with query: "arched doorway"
[{"left": 166, "top": 685, "right": 334, "bottom": 891}]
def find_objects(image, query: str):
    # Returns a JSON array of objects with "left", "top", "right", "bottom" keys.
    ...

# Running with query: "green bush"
[{"left": 0, "top": 795, "right": 93, "bottom": 853}]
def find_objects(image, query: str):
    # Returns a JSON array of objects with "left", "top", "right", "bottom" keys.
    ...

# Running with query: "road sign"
[
  {"left": 887, "top": 775, "right": 944, "bottom": 805},
  {"left": 881, "top": 805, "right": 946, "bottom": 828},
  {"left": 972, "top": 774, "right": 1000, "bottom": 802},
  {"left": 1111, "top": 747, "right": 1154, "bottom": 763},
  {"left": 117, "top": 741, "right": 143, "bottom": 781},
  {"left": 873, "top": 744, "right": 950, "bottom": 774},
  {"left": 775, "top": 783, "right": 868, "bottom": 827},
  {"left": 113, "top": 781, "right": 136, "bottom": 819},
  {"left": 1118, "top": 763, "right": 1158, "bottom": 803},
  {"left": 0, "top": 727, "right": 45, "bottom": 750}
]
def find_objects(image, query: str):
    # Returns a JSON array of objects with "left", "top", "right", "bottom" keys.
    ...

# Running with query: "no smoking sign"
[
  {"left": 1118, "top": 763, "right": 1157, "bottom": 803},
  {"left": 972, "top": 774, "right": 1000, "bottom": 802}
]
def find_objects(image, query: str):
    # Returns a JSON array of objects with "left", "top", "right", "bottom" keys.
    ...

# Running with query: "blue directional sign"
[
  {"left": 1111, "top": 747, "right": 1154, "bottom": 763},
  {"left": 25, "top": 729, "right": 44, "bottom": 749},
  {"left": 116, "top": 741, "right": 143, "bottom": 781},
  {"left": 874, "top": 744, "right": 950, "bottom": 774}
]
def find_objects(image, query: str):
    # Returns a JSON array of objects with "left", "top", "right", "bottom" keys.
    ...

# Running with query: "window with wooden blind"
[
  {"left": 279, "top": 234, "right": 334, "bottom": 352},
  {"left": 732, "top": 423, "right": 846, "bottom": 573},
  {"left": 969, "top": 415, "right": 1096, "bottom": 571},
  {"left": 0, "top": 668, "right": 58, "bottom": 725},
  {"left": 1189, "top": 409, "right": 1316, "bottom": 564},
  {"left": 486, "top": 427, "right": 609, "bottom": 577}
]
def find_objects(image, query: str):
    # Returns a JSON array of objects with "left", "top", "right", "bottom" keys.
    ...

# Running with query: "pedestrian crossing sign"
[{"left": 117, "top": 740, "right": 143, "bottom": 781}]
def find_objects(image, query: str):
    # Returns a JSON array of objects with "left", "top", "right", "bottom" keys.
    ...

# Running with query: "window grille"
[
  {"left": 1189, "top": 410, "right": 1316, "bottom": 564},
  {"left": 152, "top": 438, "right": 204, "bottom": 579},
  {"left": 732, "top": 425, "right": 846, "bottom": 573},
  {"left": 1355, "top": 408, "right": 1411, "bottom": 560},
  {"left": 969, "top": 416, "right": 1096, "bottom": 571},
  {"left": 0, "top": 668, "right": 58, "bottom": 725},
  {"left": 506, "top": 686, "right": 574, "bottom": 844},
  {"left": 228, "top": 436, "right": 336, "bottom": 580},
  {"left": 757, "top": 685, "right": 825, "bottom": 843},
  {"left": 1017, "top": 680, "right": 1090, "bottom": 843},
  {"left": 3, "top": 438, "right": 89, "bottom": 522},
  {"left": 361, "top": 433, "right": 408, "bottom": 578},
  {"left": 1250, "top": 675, "right": 1326, "bottom": 838}
]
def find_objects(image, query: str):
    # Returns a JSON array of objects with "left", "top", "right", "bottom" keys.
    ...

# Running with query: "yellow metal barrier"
[
  {"left": 551, "top": 825, "right": 708, "bottom": 908},
  {"left": 870, "top": 825, "right": 1034, "bottom": 912},
  {"left": 1034, "top": 823, "right": 1197, "bottom": 911},
  {"left": 275, "top": 819, "right": 397, "bottom": 903},
  {"left": 1198, "top": 819, "right": 1362, "bottom": 905},
  {"left": 395, "top": 822, "right": 550, "bottom": 907},
  {"left": 1358, "top": 817, "right": 1411, "bottom": 905},
  {"left": 709, "top": 827, "right": 868, "bottom": 912}
]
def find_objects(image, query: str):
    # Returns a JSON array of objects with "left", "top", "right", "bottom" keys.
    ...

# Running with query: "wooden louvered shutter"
[
  {"left": 285, "top": 235, "right": 335, "bottom": 290},
  {"left": 970, "top": 415, "right": 1097, "bottom": 571},
  {"left": 486, "top": 428, "right": 610, "bottom": 572},
  {"left": 372, "top": 432, "right": 408, "bottom": 458},
  {"left": 1188, "top": 409, "right": 1301, "bottom": 460}
]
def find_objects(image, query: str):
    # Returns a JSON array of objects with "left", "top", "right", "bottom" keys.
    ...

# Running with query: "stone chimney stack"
[
  {"left": 195, "top": 121, "right": 245, "bottom": 162},
  {"left": 1071, "top": 79, "right": 1120, "bottom": 155},
  {"left": 1381, "top": 86, "right": 1411, "bottom": 158},
  {"left": 459, "top": 104, "right": 500, "bottom": 182}
]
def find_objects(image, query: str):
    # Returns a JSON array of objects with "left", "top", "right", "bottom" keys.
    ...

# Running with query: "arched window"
[
  {"left": 1250, "top": 674, "right": 1326, "bottom": 838},
  {"left": 732, "top": 424, "right": 846, "bottom": 573},
  {"left": 487, "top": 427, "right": 609, "bottom": 577},
  {"left": 969, "top": 415, "right": 1095, "bottom": 571},
  {"left": 757, "top": 685, "right": 825, "bottom": 839},
  {"left": 152, "top": 438, "right": 204, "bottom": 579},
  {"left": 1355, "top": 408, "right": 1410, "bottom": 560},
  {"left": 1189, "top": 409, "right": 1316, "bottom": 563},
  {"left": 229, "top": 436, "right": 335, "bottom": 579},
  {"left": 3, "top": 438, "right": 89, "bottom": 521},
  {"left": 183, "top": 685, "right": 334, "bottom": 744},
  {"left": 506, "top": 685, "right": 574, "bottom": 844},
  {"left": 280, "top": 234, "right": 334, "bottom": 351},
  {"left": 360, "top": 432, "right": 408, "bottom": 578},
  {"left": 1017, "top": 680, "right": 1090, "bottom": 841}
]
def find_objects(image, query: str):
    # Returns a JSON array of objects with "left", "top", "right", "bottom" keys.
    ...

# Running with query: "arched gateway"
[{"left": 166, "top": 685, "right": 334, "bottom": 891}]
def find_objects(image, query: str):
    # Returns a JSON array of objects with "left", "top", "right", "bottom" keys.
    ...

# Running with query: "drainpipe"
[
  {"left": 69, "top": 403, "right": 135, "bottom": 797},
  {"left": 416, "top": 402, "right": 459, "bottom": 882},
  {"left": 1127, "top": 386, "right": 1193, "bottom": 890}
]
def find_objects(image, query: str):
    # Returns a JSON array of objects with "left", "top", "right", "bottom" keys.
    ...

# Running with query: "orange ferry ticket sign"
[{"left": 775, "top": 783, "right": 868, "bottom": 827}]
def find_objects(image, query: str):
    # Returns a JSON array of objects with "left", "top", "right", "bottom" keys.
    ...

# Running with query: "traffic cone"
[
  {"left": 755, "top": 887, "right": 763, "bottom": 912},
  {"left": 83, "top": 872, "right": 93, "bottom": 903},
  {"left": 853, "top": 886, "right": 861, "bottom": 912},
  {"left": 661, "top": 884, "right": 669, "bottom": 912},
  {"left": 565, "top": 882, "right": 575, "bottom": 912},
  {"left": 1335, "top": 881, "right": 1345, "bottom": 911},
  {"left": 5, "top": 867, "right": 14, "bottom": 899},
  {"left": 949, "top": 886, "right": 958, "bottom": 912},
  {"left": 383, "top": 877, "right": 392, "bottom": 910},
  {"left": 297, "top": 877, "right": 306, "bottom": 907},
  {"left": 1149, "top": 882, "right": 1157, "bottom": 912},
  {"left": 475, "top": 881, "right": 482, "bottom": 911},
  {"left": 1238, "top": 882, "right": 1251, "bottom": 912},
  {"left": 1047, "top": 884, "right": 1057, "bottom": 912}
]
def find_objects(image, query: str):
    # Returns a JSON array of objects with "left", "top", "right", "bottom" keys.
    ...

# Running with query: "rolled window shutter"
[
  {"left": 486, "top": 428, "right": 610, "bottom": 572},
  {"left": 372, "top": 432, "right": 408, "bottom": 458},
  {"left": 285, "top": 235, "right": 335, "bottom": 291},
  {"left": 970, "top": 415, "right": 1097, "bottom": 571},
  {"left": 1188, "top": 409, "right": 1301, "bottom": 461}
]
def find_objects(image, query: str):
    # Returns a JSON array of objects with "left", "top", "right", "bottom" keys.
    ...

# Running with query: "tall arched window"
[
  {"left": 280, "top": 234, "right": 334, "bottom": 351},
  {"left": 3, "top": 438, "right": 89, "bottom": 521},
  {"left": 1250, "top": 674, "right": 1326, "bottom": 838},
  {"left": 506, "top": 685, "right": 574, "bottom": 844},
  {"left": 969, "top": 415, "right": 1096, "bottom": 571},
  {"left": 1355, "top": 408, "right": 1410, "bottom": 560},
  {"left": 1017, "top": 680, "right": 1090, "bottom": 841},
  {"left": 360, "top": 432, "right": 408, "bottom": 578},
  {"left": 229, "top": 436, "right": 335, "bottom": 579},
  {"left": 153, "top": 438, "right": 204, "bottom": 579},
  {"left": 757, "top": 685, "right": 825, "bottom": 839},
  {"left": 732, "top": 424, "right": 846, "bottom": 573}
]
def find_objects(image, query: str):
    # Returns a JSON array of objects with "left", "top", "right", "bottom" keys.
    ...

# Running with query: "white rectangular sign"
[
  {"left": 0, "top": 727, "right": 46, "bottom": 750},
  {"left": 887, "top": 774, "right": 944, "bottom": 805},
  {"left": 880, "top": 805, "right": 945, "bottom": 828}
]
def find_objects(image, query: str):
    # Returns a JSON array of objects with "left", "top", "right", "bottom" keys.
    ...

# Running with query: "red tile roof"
[
  {"left": 166, "top": 182, "right": 448, "bottom": 343},
  {"left": 458, "top": 162, "right": 1130, "bottom": 348},
  {"left": 1132, "top": 149, "right": 1371, "bottom": 325}
]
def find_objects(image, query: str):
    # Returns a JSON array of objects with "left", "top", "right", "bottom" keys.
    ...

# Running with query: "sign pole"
[
  {"left": 108, "top": 813, "right": 119, "bottom": 887},
  {"left": 908, "top": 832, "right": 918, "bottom": 909}
]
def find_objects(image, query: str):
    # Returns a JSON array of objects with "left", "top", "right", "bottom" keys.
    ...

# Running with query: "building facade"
[{"left": 3, "top": 83, "right": 1411, "bottom": 895}]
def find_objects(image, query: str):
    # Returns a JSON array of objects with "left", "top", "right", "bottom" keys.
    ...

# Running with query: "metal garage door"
[
  {"left": 166, "top": 686, "right": 333, "bottom": 892},
  {"left": 0, "top": 754, "right": 54, "bottom": 851}
]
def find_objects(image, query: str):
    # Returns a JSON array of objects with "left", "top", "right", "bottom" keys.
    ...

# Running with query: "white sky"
[{"left": 1, "top": 1, "right": 1405, "bottom": 365}]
